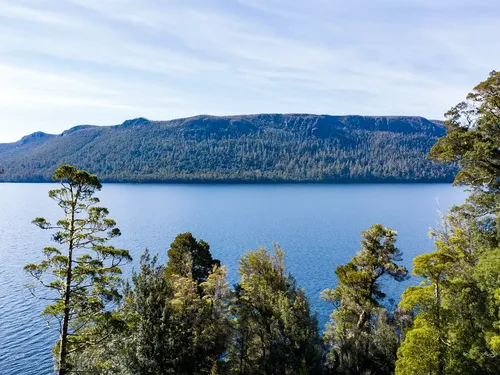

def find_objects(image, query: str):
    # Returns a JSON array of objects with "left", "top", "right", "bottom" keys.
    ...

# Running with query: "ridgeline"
[{"left": 0, "top": 114, "right": 457, "bottom": 183}]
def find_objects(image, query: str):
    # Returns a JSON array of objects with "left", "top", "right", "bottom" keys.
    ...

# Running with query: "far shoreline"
[{"left": 0, "top": 179, "right": 455, "bottom": 185}]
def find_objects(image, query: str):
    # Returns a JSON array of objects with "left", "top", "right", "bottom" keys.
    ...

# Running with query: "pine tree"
[
  {"left": 322, "top": 224, "right": 408, "bottom": 374},
  {"left": 24, "top": 165, "right": 131, "bottom": 374}
]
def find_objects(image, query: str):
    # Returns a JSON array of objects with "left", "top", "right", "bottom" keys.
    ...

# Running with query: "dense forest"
[
  {"left": 0, "top": 114, "right": 456, "bottom": 183},
  {"left": 24, "top": 71, "right": 500, "bottom": 375}
]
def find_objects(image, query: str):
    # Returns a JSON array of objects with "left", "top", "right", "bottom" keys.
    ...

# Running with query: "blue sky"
[{"left": 0, "top": 0, "right": 499, "bottom": 142}]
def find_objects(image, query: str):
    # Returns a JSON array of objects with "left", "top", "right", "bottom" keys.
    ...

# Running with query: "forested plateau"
[{"left": 0, "top": 114, "right": 456, "bottom": 182}]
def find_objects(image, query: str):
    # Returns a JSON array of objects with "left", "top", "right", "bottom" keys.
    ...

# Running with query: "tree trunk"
[
  {"left": 59, "top": 251, "right": 72, "bottom": 375},
  {"left": 357, "top": 310, "right": 368, "bottom": 330},
  {"left": 59, "top": 193, "right": 76, "bottom": 375}
]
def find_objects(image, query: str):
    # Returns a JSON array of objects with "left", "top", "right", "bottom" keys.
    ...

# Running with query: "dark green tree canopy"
[
  {"left": 429, "top": 70, "right": 500, "bottom": 217},
  {"left": 229, "top": 245, "right": 324, "bottom": 375},
  {"left": 165, "top": 232, "right": 220, "bottom": 283},
  {"left": 71, "top": 247, "right": 231, "bottom": 375}
]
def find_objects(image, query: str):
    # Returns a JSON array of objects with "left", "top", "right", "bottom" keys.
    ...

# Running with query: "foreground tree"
[
  {"left": 66, "top": 251, "right": 172, "bottom": 374},
  {"left": 396, "top": 209, "right": 500, "bottom": 375},
  {"left": 72, "top": 237, "right": 231, "bottom": 375},
  {"left": 429, "top": 70, "right": 500, "bottom": 221},
  {"left": 165, "top": 232, "right": 220, "bottom": 283},
  {"left": 322, "top": 224, "right": 409, "bottom": 374},
  {"left": 168, "top": 262, "right": 231, "bottom": 374},
  {"left": 228, "top": 245, "right": 324, "bottom": 375},
  {"left": 398, "top": 71, "right": 500, "bottom": 375},
  {"left": 24, "top": 165, "right": 131, "bottom": 374}
]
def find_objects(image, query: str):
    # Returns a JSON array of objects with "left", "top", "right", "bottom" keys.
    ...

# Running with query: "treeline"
[
  {"left": 0, "top": 114, "right": 456, "bottom": 183},
  {"left": 24, "top": 71, "right": 500, "bottom": 375}
]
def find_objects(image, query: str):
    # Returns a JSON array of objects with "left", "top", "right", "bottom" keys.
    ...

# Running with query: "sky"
[{"left": 0, "top": 0, "right": 499, "bottom": 142}]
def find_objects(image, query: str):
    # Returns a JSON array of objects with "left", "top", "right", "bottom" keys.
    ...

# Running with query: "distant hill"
[{"left": 0, "top": 114, "right": 457, "bottom": 183}]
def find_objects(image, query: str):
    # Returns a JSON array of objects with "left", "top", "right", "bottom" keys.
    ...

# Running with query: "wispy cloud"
[{"left": 0, "top": 0, "right": 498, "bottom": 141}]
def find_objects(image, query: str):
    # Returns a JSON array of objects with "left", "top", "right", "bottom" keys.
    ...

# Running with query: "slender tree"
[
  {"left": 24, "top": 165, "right": 131, "bottom": 374},
  {"left": 322, "top": 224, "right": 408, "bottom": 374}
]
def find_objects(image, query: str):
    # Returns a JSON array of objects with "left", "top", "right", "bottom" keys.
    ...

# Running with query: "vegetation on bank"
[
  {"left": 0, "top": 115, "right": 456, "bottom": 183},
  {"left": 24, "top": 71, "right": 500, "bottom": 375}
]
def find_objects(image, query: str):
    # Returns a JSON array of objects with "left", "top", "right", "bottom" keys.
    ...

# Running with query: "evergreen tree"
[
  {"left": 121, "top": 250, "right": 175, "bottom": 375},
  {"left": 228, "top": 245, "right": 323, "bottom": 375},
  {"left": 168, "top": 263, "right": 231, "bottom": 374},
  {"left": 396, "top": 209, "right": 500, "bottom": 375},
  {"left": 429, "top": 70, "right": 500, "bottom": 222},
  {"left": 474, "top": 249, "right": 500, "bottom": 354},
  {"left": 398, "top": 71, "right": 500, "bottom": 375},
  {"left": 74, "top": 240, "right": 231, "bottom": 375},
  {"left": 165, "top": 232, "right": 220, "bottom": 283},
  {"left": 24, "top": 165, "right": 131, "bottom": 375},
  {"left": 322, "top": 224, "right": 408, "bottom": 374},
  {"left": 66, "top": 250, "right": 175, "bottom": 374}
]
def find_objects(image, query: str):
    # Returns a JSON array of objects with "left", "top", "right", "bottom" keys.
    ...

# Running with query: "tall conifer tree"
[
  {"left": 24, "top": 165, "right": 131, "bottom": 374},
  {"left": 322, "top": 224, "right": 408, "bottom": 374}
]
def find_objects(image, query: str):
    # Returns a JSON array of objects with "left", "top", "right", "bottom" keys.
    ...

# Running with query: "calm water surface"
[{"left": 0, "top": 183, "right": 466, "bottom": 374}]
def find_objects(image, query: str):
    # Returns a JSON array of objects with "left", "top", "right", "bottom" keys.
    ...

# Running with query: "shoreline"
[{"left": 0, "top": 179, "right": 455, "bottom": 185}]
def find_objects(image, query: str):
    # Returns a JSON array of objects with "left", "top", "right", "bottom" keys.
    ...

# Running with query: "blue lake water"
[{"left": 0, "top": 183, "right": 466, "bottom": 374}]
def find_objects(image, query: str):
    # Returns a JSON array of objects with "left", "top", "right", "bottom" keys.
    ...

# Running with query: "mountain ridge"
[
  {"left": 5, "top": 114, "right": 445, "bottom": 144},
  {"left": 0, "top": 113, "right": 455, "bottom": 183}
]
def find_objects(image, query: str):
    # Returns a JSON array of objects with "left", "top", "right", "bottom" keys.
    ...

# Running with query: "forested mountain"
[{"left": 0, "top": 114, "right": 457, "bottom": 182}]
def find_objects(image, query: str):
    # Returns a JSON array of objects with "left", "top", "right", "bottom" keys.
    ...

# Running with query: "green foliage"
[
  {"left": 72, "top": 244, "right": 231, "bottom": 375},
  {"left": 322, "top": 224, "right": 409, "bottom": 374},
  {"left": 429, "top": 71, "right": 500, "bottom": 191},
  {"left": 396, "top": 209, "right": 500, "bottom": 375},
  {"left": 24, "top": 165, "right": 131, "bottom": 375},
  {"left": 167, "top": 265, "right": 231, "bottom": 374},
  {"left": 396, "top": 317, "right": 442, "bottom": 375},
  {"left": 117, "top": 250, "right": 176, "bottom": 375},
  {"left": 429, "top": 70, "right": 500, "bottom": 222},
  {"left": 165, "top": 232, "right": 220, "bottom": 283},
  {"left": 0, "top": 114, "right": 456, "bottom": 183},
  {"left": 228, "top": 245, "right": 324, "bottom": 375},
  {"left": 397, "top": 70, "right": 500, "bottom": 375}
]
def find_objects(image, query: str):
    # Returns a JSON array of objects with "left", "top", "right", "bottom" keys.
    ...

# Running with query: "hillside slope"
[{"left": 0, "top": 114, "right": 457, "bottom": 182}]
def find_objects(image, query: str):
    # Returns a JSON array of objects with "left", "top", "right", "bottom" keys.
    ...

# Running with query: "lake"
[{"left": 0, "top": 183, "right": 466, "bottom": 374}]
